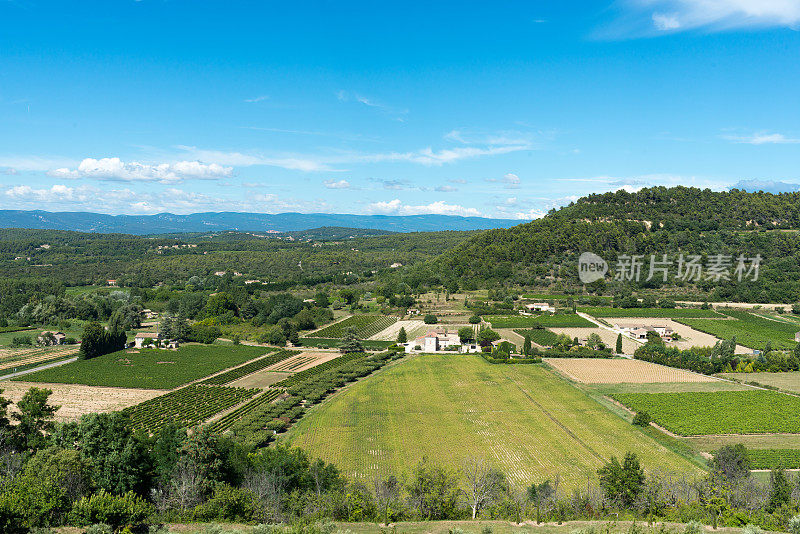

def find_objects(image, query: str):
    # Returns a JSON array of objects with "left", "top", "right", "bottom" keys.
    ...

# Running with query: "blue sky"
[{"left": 1, "top": 0, "right": 800, "bottom": 219}]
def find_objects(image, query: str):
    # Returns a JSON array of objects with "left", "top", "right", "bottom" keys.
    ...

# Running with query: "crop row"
[
  {"left": 612, "top": 390, "right": 800, "bottom": 435},
  {"left": 207, "top": 389, "right": 284, "bottom": 433},
  {"left": 514, "top": 328, "right": 560, "bottom": 347},
  {"left": 215, "top": 351, "right": 402, "bottom": 447},
  {"left": 312, "top": 315, "right": 397, "bottom": 339},
  {"left": 200, "top": 349, "right": 295, "bottom": 385},
  {"left": 273, "top": 352, "right": 366, "bottom": 388},
  {"left": 747, "top": 449, "right": 800, "bottom": 469},
  {"left": 488, "top": 314, "right": 595, "bottom": 328},
  {"left": 123, "top": 385, "right": 259, "bottom": 433},
  {"left": 678, "top": 310, "right": 799, "bottom": 350}
]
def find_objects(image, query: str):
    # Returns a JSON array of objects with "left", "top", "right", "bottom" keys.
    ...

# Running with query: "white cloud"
[
  {"left": 486, "top": 173, "right": 522, "bottom": 189},
  {"left": 244, "top": 95, "right": 269, "bottom": 103},
  {"left": 652, "top": 12, "right": 681, "bottom": 30},
  {"left": 723, "top": 132, "right": 800, "bottom": 144},
  {"left": 435, "top": 185, "right": 458, "bottom": 192},
  {"left": 0, "top": 155, "right": 76, "bottom": 172},
  {"left": 361, "top": 145, "right": 528, "bottom": 166},
  {"left": 1, "top": 167, "right": 17, "bottom": 175},
  {"left": 324, "top": 179, "right": 351, "bottom": 189},
  {"left": 336, "top": 90, "right": 409, "bottom": 121},
  {"left": 367, "top": 198, "right": 483, "bottom": 217},
  {"left": 633, "top": 0, "right": 800, "bottom": 33},
  {"left": 47, "top": 157, "right": 232, "bottom": 183}
]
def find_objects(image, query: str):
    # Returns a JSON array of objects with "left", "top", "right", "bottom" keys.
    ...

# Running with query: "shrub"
[
  {"left": 85, "top": 525, "right": 113, "bottom": 534},
  {"left": 742, "top": 525, "right": 763, "bottom": 534},
  {"left": 788, "top": 515, "right": 800, "bottom": 534},
  {"left": 423, "top": 314, "right": 438, "bottom": 324},
  {"left": 11, "top": 335, "right": 32, "bottom": 347},
  {"left": 632, "top": 411, "right": 652, "bottom": 427},
  {"left": 684, "top": 521, "right": 703, "bottom": 534},
  {"left": 193, "top": 484, "right": 257, "bottom": 522},
  {"left": 69, "top": 490, "right": 153, "bottom": 528}
]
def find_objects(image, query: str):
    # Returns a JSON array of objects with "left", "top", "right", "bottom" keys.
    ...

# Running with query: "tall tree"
[{"left": 12, "top": 387, "right": 58, "bottom": 452}]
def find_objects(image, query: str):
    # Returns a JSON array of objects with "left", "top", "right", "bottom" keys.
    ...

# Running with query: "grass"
[
  {"left": 612, "top": 390, "right": 800, "bottom": 435},
  {"left": 679, "top": 310, "right": 799, "bottom": 350},
  {"left": 579, "top": 307, "right": 722, "bottom": 318},
  {"left": 718, "top": 371, "right": 800, "bottom": 393},
  {"left": 15, "top": 344, "right": 270, "bottom": 389},
  {"left": 280, "top": 353, "right": 701, "bottom": 489},
  {"left": 487, "top": 314, "right": 595, "bottom": 328}
]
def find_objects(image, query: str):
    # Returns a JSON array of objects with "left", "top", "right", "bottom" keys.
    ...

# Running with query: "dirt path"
[{"left": 0, "top": 356, "right": 78, "bottom": 380}]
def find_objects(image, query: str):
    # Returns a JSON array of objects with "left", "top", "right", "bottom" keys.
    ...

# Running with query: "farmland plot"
[
  {"left": 549, "top": 327, "right": 639, "bottom": 353},
  {"left": 17, "top": 344, "right": 269, "bottom": 389},
  {"left": 719, "top": 371, "right": 800, "bottom": 393},
  {"left": 545, "top": 358, "right": 717, "bottom": 384},
  {"left": 608, "top": 318, "right": 750, "bottom": 354},
  {"left": 0, "top": 345, "right": 80, "bottom": 373},
  {"left": 369, "top": 320, "right": 427, "bottom": 341},
  {"left": 487, "top": 314, "right": 595, "bottom": 329},
  {"left": 312, "top": 315, "right": 397, "bottom": 339},
  {"left": 679, "top": 310, "right": 799, "bottom": 350},
  {"left": 580, "top": 307, "right": 722, "bottom": 318},
  {"left": 0, "top": 381, "right": 165, "bottom": 421},
  {"left": 281, "top": 354, "right": 701, "bottom": 489},
  {"left": 612, "top": 390, "right": 800, "bottom": 435}
]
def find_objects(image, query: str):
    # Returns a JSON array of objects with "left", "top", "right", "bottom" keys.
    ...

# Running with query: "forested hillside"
[{"left": 433, "top": 187, "right": 800, "bottom": 303}]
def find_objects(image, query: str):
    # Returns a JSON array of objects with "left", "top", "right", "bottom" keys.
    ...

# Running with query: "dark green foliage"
[
  {"left": 597, "top": 452, "right": 645, "bottom": 507},
  {"left": 632, "top": 411, "right": 652, "bottom": 427},
  {"left": 616, "top": 334, "right": 623, "bottom": 353},
  {"left": 397, "top": 326, "right": 408, "bottom": 343},
  {"left": 79, "top": 321, "right": 125, "bottom": 360},
  {"left": 423, "top": 314, "right": 438, "bottom": 324},
  {"left": 711, "top": 444, "right": 751, "bottom": 480},
  {"left": 340, "top": 327, "right": 365, "bottom": 354},
  {"left": 69, "top": 490, "right": 153, "bottom": 528}
]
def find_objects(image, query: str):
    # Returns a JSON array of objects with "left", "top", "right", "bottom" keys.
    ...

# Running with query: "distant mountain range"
[
  {"left": 0, "top": 210, "right": 521, "bottom": 234},
  {"left": 733, "top": 179, "right": 800, "bottom": 194}
]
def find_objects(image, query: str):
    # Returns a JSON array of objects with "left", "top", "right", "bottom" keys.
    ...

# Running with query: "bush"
[
  {"left": 69, "top": 490, "right": 153, "bottom": 528},
  {"left": 788, "top": 515, "right": 800, "bottom": 534},
  {"left": 423, "top": 314, "right": 438, "bottom": 324},
  {"left": 85, "top": 525, "right": 113, "bottom": 534},
  {"left": 190, "top": 322, "right": 222, "bottom": 344},
  {"left": 632, "top": 410, "right": 652, "bottom": 427},
  {"left": 193, "top": 484, "right": 257, "bottom": 522},
  {"left": 10, "top": 336, "right": 32, "bottom": 347},
  {"left": 684, "top": 521, "right": 703, "bottom": 534}
]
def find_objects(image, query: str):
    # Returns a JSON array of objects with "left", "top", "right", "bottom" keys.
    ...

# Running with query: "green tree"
[
  {"left": 12, "top": 387, "right": 59, "bottom": 452},
  {"left": 768, "top": 467, "right": 793, "bottom": 511},
  {"left": 711, "top": 444, "right": 751, "bottom": 481},
  {"left": 340, "top": 327, "right": 365, "bottom": 354},
  {"left": 458, "top": 326, "right": 474, "bottom": 344},
  {"left": 523, "top": 334, "right": 532, "bottom": 356},
  {"left": 597, "top": 452, "right": 645, "bottom": 507},
  {"left": 616, "top": 333, "right": 623, "bottom": 353},
  {"left": 397, "top": 327, "right": 407, "bottom": 344},
  {"left": 405, "top": 458, "right": 460, "bottom": 520},
  {"left": 477, "top": 328, "right": 500, "bottom": 348},
  {"left": 423, "top": 314, "right": 438, "bottom": 324},
  {"left": 468, "top": 314, "right": 481, "bottom": 324}
]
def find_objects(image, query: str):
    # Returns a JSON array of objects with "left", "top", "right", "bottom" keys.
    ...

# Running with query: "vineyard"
[
  {"left": 124, "top": 385, "right": 259, "bottom": 433},
  {"left": 612, "top": 390, "right": 800, "bottom": 435},
  {"left": 747, "top": 449, "right": 800, "bottom": 469},
  {"left": 297, "top": 338, "right": 394, "bottom": 350},
  {"left": 311, "top": 315, "right": 397, "bottom": 338},
  {"left": 207, "top": 388, "right": 284, "bottom": 433},
  {"left": 17, "top": 344, "right": 268, "bottom": 389},
  {"left": 200, "top": 349, "right": 295, "bottom": 385},
  {"left": 273, "top": 352, "right": 366, "bottom": 388},
  {"left": 514, "top": 328, "right": 560, "bottom": 347},
  {"left": 678, "top": 310, "right": 799, "bottom": 350},
  {"left": 487, "top": 314, "right": 595, "bottom": 328},
  {"left": 580, "top": 307, "right": 722, "bottom": 318},
  {"left": 281, "top": 353, "right": 701, "bottom": 489},
  {"left": 545, "top": 357, "right": 717, "bottom": 384}
]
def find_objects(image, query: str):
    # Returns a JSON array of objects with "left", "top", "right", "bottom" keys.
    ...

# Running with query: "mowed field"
[
  {"left": 719, "top": 371, "right": 800, "bottom": 393},
  {"left": 545, "top": 358, "right": 718, "bottom": 384},
  {"left": 0, "top": 381, "right": 165, "bottom": 421},
  {"left": 280, "top": 354, "right": 702, "bottom": 489}
]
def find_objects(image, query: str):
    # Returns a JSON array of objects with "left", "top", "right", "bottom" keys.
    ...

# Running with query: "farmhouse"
[
  {"left": 106, "top": 279, "right": 118, "bottom": 286},
  {"left": 134, "top": 332, "right": 161, "bottom": 348},
  {"left": 141, "top": 309, "right": 158, "bottom": 320},
  {"left": 615, "top": 323, "right": 674, "bottom": 341},
  {"left": 38, "top": 331, "right": 66, "bottom": 345},
  {"left": 525, "top": 302, "right": 555, "bottom": 313},
  {"left": 404, "top": 328, "right": 460, "bottom": 353}
]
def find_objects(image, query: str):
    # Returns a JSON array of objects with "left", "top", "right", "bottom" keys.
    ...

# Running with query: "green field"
[
  {"left": 579, "top": 307, "right": 721, "bottom": 318},
  {"left": 613, "top": 390, "right": 800, "bottom": 435},
  {"left": 487, "top": 314, "right": 595, "bottom": 328},
  {"left": 16, "top": 344, "right": 269, "bottom": 389},
  {"left": 281, "top": 354, "right": 701, "bottom": 489},
  {"left": 679, "top": 310, "right": 799, "bottom": 350},
  {"left": 312, "top": 315, "right": 397, "bottom": 338},
  {"left": 747, "top": 449, "right": 800, "bottom": 470},
  {"left": 719, "top": 371, "right": 800, "bottom": 394},
  {"left": 514, "top": 327, "right": 560, "bottom": 346}
]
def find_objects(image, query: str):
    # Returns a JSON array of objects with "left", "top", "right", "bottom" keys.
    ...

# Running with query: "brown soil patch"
[{"left": 545, "top": 357, "right": 717, "bottom": 384}]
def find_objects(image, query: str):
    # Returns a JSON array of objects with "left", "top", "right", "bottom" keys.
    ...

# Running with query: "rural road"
[{"left": 0, "top": 357, "right": 78, "bottom": 381}]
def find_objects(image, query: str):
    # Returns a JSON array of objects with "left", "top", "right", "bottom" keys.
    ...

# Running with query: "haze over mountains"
[{"left": 0, "top": 210, "right": 520, "bottom": 235}]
